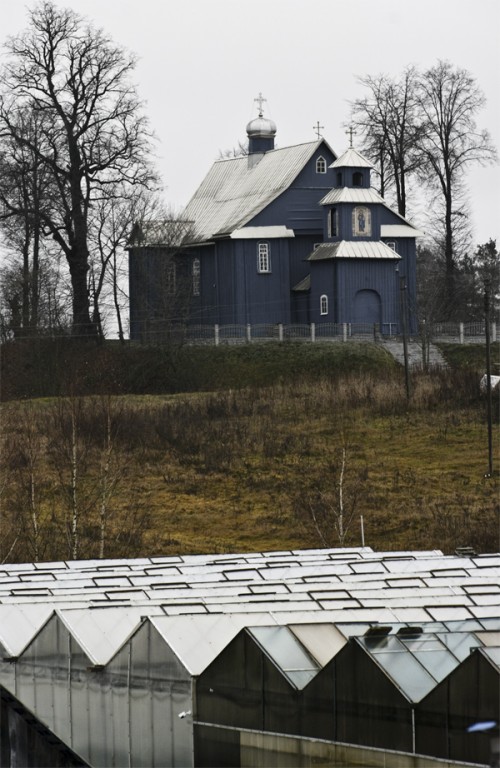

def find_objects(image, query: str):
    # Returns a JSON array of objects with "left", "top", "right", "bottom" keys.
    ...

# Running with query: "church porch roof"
[{"left": 307, "top": 241, "right": 402, "bottom": 261}]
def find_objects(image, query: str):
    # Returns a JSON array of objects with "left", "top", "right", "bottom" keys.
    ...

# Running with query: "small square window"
[{"left": 386, "top": 241, "right": 397, "bottom": 252}]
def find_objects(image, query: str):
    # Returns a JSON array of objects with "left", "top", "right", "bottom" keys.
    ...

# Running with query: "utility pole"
[
  {"left": 484, "top": 288, "right": 493, "bottom": 476},
  {"left": 400, "top": 276, "right": 411, "bottom": 402}
]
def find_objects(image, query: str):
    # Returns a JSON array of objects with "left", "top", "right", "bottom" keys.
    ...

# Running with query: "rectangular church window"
[
  {"left": 328, "top": 208, "right": 338, "bottom": 237},
  {"left": 257, "top": 242, "right": 271, "bottom": 273}
]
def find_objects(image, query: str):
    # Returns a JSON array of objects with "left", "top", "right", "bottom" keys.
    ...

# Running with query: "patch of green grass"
[{"left": 438, "top": 342, "right": 500, "bottom": 372}]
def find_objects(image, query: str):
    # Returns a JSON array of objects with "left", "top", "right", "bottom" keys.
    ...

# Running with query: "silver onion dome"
[{"left": 246, "top": 115, "right": 277, "bottom": 138}]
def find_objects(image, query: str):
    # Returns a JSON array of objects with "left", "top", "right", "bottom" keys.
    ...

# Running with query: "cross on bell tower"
[{"left": 345, "top": 125, "right": 357, "bottom": 147}]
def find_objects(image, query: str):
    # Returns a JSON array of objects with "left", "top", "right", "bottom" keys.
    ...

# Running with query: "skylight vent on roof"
[
  {"left": 363, "top": 625, "right": 392, "bottom": 647},
  {"left": 396, "top": 626, "right": 423, "bottom": 638}
]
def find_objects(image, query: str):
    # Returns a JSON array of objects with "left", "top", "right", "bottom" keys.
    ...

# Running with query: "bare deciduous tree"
[
  {"left": 350, "top": 66, "right": 424, "bottom": 216},
  {"left": 0, "top": 2, "right": 157, "bottom": 337},
  {"left": 415, "top": 61, "right": 497, "bottom": 310}
]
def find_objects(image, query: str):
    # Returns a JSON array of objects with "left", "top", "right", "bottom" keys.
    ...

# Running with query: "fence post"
[
  {"left": 459, "top": 323, "right": 464, "bottom": 344},
  {"left": 343, "top": 323, "right": 348, "bottom": 342},
  {"left": 278, "top": 323, "right": 284, "bottom": 342},
  {"left": 311, "top": 322, "right": 315, "bottom": 343},
  {"left": 246, "top": 324, "right": 251, "bottom": 343},
  {"left": 492, "top": 322, "right": 497, "bottom": 343},
  {"left": 214, "top": 324, "right": 219, "bottom": 346}
]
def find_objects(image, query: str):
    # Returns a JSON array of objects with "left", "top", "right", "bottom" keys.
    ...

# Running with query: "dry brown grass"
[{"left": 1, "top": 365, "right": 497, "bottom": 563}]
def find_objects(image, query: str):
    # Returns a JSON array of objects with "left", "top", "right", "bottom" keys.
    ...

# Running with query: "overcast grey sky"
[{"left": 2, "top": 0, "right": 500, "bottom": 246}]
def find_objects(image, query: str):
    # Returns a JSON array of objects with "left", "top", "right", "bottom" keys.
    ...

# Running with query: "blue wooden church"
[{"left": 129, "top": 97, "right": 422, "bottom": 339}]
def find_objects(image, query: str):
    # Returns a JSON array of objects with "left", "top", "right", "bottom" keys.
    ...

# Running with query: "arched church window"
[
  {"left": 353, "top": 171, "right": 363, "bottom": 187},
  {"left": 316, "top": 156, "right": 327, "bottom": 174},
  {"left": 192, "top": 258, "right": 200, "bottom": 296},
  {"left": 320, "top": 294, "right": 328, "bottom": 315},
  {"left": 336, "top": 171, "right": 343, "bottom": 187},
  {"left": 257, "top": 242, "right": 271, "bottom": 273}
]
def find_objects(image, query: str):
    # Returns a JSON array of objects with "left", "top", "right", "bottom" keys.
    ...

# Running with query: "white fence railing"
[{"left": 136, "top": 321, "right": 498, "bottom": 346}]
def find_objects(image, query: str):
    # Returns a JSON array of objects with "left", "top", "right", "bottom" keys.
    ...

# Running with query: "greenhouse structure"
[{"left": 0, "top": 547, "right": 499, "bottom": 767}]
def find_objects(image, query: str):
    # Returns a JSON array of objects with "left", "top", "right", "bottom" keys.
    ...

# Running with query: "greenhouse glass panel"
[
  {"left": 444, "top": 619, "right": 483, "bottom": 631},
  {"left": 410, "top": 649, "right": 457, "bottom": 681},
  {"left": 479, "top": 617, "right": 500, "bottom": 630},
  {"left": 361, "top": 636, "right": 437, "bottom": 701},
  {"left": 248, "top": 626, "right": 319, "bottom": 688},
  {"left": 440, "top": 632, "right": 482, "bottom": 659},
  {"left": 475, "top": 631, "right": 500, "bottom": 647},
  {"left": 289, "top": 623, "right": 346, "bottom": 666},
  {"left": 483, "top": 646, "right": 500, "bottom": 667}
]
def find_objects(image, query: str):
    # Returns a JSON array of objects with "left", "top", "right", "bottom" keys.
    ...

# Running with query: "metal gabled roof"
[
  {"left": 330, "top": 147, "right": 374, "bottom": 169},
  {"left": 182, "top": 140, "right": 332, "bottom": 243},
  {"left": 307, "top": 241, "right": 401, "bottom": 261}
]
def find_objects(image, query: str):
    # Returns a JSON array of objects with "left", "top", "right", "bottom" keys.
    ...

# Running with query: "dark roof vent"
[
  {"left": 397, "top": 626, "right": 423, "bottom": 639},
  {"left": 455, "top": 546, "right": 477, "bottom": 557},
  {"left": 363, "top": 625, "right": 391, "bottom": 648}
]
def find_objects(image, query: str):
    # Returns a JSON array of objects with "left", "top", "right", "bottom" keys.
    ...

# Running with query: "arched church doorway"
[{"left": 353, "top": 289, "right": 381, "bottom": 324}]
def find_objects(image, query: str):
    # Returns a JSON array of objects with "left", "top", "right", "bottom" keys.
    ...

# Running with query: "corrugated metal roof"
[
  {"left": 381, "top": 224, "right": 425, "bottom": 238},
  {"left": 307, "top": 241, "right": 401, "bottom": 261},
  {"left": 182, "top": 140, "right": 330, "bottom": 243},
  {"left": 330, "top": 147, "right": 374, "bottom": 169},
  {"left": 320, "top": 187, "right": 384, "bottom": 205}
]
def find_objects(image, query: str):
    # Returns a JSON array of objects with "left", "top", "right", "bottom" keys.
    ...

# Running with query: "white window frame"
[
  {"left": 257, "top": 242, "right": 271, "bottom": 273},
  {"left": 192, "top": 257, "right": 200, "bottom": 296},
  {"left": 386, "top": 241, "right": 397, "bottom": 252},
  {"left": 316, "top": 156, "right": 327, "bottom": 174},
  {"left": 320, "top": 294, "right": 328, "bottom": 315}
]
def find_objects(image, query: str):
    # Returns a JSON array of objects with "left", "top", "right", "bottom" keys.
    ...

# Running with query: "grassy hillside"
[{"left": 1, "top": 340, "right": 498, "bottom": 563}]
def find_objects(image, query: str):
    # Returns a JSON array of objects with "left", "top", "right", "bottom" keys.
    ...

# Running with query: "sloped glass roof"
[
  {"left": 248, "top": 626, "right": 319, "bottom": 689},
  {"left": 0, "top": 547, "right": 498, "bottom": 666}
]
